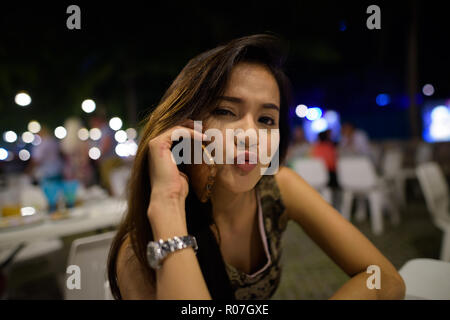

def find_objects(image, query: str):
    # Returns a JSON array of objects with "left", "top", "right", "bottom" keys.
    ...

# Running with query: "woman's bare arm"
[
  {"left": 116, "top": 235, "right": 156, "bottom": 299},
  {"left": 117, "top": 199, "right": 212, "bottom": 300},
  {"left": 147, "top": 198, "right": 212, "bottom": 299},
  {"left": 275, "top": 166, "right": 405, "bottom": 299},
  {"left": 117, "top": 119, "right": 213, "bottom": 299}
]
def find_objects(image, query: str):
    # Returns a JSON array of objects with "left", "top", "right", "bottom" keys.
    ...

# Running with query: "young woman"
[{"left": 107, "top": 34, "right": 405, "bottom": 300}]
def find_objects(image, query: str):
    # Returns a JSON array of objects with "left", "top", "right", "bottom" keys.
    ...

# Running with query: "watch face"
[{"left": 147, "top": 242, "right": 162, "bottom": 269}]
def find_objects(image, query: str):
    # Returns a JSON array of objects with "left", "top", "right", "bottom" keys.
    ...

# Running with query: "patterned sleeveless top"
[{"left": 224, "top": 174, "right": 289, "bottom": 300}]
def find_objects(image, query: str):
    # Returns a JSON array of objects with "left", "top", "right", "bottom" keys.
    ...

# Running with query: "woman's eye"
[
  {"left": 260, "top": 116, "right": 276, "bottom": 126},
  {"left": 212, "top": 108, "right": 235, "bottom": 116}
]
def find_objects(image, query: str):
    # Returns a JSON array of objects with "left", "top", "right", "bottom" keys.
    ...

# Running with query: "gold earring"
[{"left": 201, "top": 144, "right": 216, "bottom": 203}]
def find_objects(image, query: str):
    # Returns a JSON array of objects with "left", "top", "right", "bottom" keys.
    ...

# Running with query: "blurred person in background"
[
  {"left": 89, "top": 110, "right": 123, "bottom": 194},
  {"left": 311, "top": 129, "right": 338, "bottom": 188},
  {"left": 339, "top": 122, "right": 371, "bottom": 157},
  {"left": 285, "top": 125, "right": 310, "bottom": 167},
  {"left": 60, "top": 117, "right": 95, "bottom": 187},
  {"left": 30, "top": 125, "right": 64, "bottom": 183}
]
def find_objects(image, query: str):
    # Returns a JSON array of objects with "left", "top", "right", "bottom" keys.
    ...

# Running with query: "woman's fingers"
[
  {"left": 148, "top": 126, "right": 205, "bottom": 164},
  {"left": 180, "top": 118, "right": 195, "bottom": 128},
  {"left": 179, "top": 171, "right": 189, "bottom": 184},
  {"left": 165, "top": 125, "right": 207, "bottom": 146},
  {"left": 148, "top": 120, "right": 207, "bottom": 168}
]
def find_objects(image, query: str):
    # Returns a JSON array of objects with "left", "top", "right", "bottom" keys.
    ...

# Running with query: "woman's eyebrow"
[
  {"left": 218, "top": 96, "right": 242, "bottom": 104},
  {"left": 218, "top": 96, "right": 280, "bottom": 111},
  {"left": 261, "top": 103, "right": 280, "bottom": 112}
]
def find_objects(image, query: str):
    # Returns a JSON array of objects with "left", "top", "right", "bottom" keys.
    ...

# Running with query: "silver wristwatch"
[{"left": 146, "top": 235, "right": 198, "bottom": 269}]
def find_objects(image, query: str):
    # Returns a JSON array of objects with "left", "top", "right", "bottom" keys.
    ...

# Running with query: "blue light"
[
  {"left": 339, "top": 21, "right": 347, "bottom": 31},
  {"left": 311, "top": 118, "right": 328, "bottom": 133},
  {"left": 422, "top": 103, "right": 450, "bottom": 142},
  {"left": 0, "top": 148, "right": 8, "bottom": 161},
  {"left": 376, "top": 94, "right": 390, "bottom": 106},
  {"left": 431, "top": 105, "right": 449, "bottom": 121},
  {"left": 306, "top": 107, "right": 323, "bottom": 121},
  {"left": 429, "top": 105, "right": 450, "bottom": 141},
  {"left": 324, "top": 110, "right": 338, "bottom": 124}
]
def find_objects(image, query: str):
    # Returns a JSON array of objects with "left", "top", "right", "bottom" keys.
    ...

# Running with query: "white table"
[{"left": 0, "top": 197, "right": 127, "bottom": 249}]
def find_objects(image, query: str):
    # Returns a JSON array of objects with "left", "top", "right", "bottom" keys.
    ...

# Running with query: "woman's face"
[{"left": 200, "top": 61, "right": 281, "bottom": 194}]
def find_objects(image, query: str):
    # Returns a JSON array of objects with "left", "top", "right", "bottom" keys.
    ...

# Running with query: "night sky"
[{"left": 1, "top": 1, "right": 449, "bottom": 139}]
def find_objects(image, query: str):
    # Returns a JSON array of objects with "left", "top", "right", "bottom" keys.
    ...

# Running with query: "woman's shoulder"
[
  {"left": 256, "top": 165, "right": 291, "bottom": 201},
  {"left": 256, "top": 167, "right": 290, "bottom": 230}
]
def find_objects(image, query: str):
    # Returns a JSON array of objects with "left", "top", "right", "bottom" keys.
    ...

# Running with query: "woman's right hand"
[{"left": 147, "top": 119, "right": 206, "bottom": 222}]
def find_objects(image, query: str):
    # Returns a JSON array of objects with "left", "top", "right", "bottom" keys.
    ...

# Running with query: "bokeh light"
[
  {"left": 114, "top": 130, "right": 127, "bottom": 143},
  {"left": 295, "top": 104, "right": 308, "bottom": 118},
  {"left": 77, "top": 128, "right": 89, "bottom": 141},
  {"left": 3, "top": 131, "right": 17, "bottom": 143},
  {"left": 15, "top": 92, "right": 31, "bottom": 106},
  {"left": 0, "top": 148, "right": 8, "bottom": 160},
  {"left": 424, "top": 105, "right": 450, "bottom": 142},
  {"left": 21, "top": 206, "right": 36, "bottom": 216},
  {"left": 115, "top": 143, "right": 129, "bottom": 157},
  {"left": 376, "top": 93, "right": 390, "bottom": 106},
  {"left": 54, "top": 126, "right": 67, "bottom": 139},
  {"left": 126, "top": 128, "right": 137, "bottom": 140},
  {"left": 89, "top": 128, "right": 102, "bottom": 141},
  {"left": 109, "top": 117, "right": 123, "bottom": 131},
  {"left": 31, "top": 134, "right": 42, "bottom": 146},
  {"left": 324, "top": 110, "right": 338, "bottom": 124},
  {"left": 88, "top": 147, "right": 101, "bottom": 160},
  {"left": 28, "top": 120, "right": 41, "bottom": 134},
  {"left": 18, "top": 149, "right": 31, "bottom": 161},
  {"left": 21, "top": 131, "right": 34, "bottom": 144},
  {"left": 311, "top": 118, "right": 328, "bottom": 133},
  {"left": 306, "top": 107, "right": 322, "bottom": 121},
  {"left": 115, "top": 140, "right": 138, "bottom": 157},
  {"left": 422, "top": 84, "right": 435, "bottom": 96},
  {"left": 81, "top": 99, "right": 96, "bottom": 113}
]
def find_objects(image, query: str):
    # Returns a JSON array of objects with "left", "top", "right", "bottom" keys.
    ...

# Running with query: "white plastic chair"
[
  {"left": 381, "top": 149, "right": 407, "bottom": 207},
  {"left": 416, "top": 162, "right": 450, "bottom": 261},
  {"left": 416, "top": 142, "right": 433, "bottom": 164},
  {"left": 337, "top": 156, "right": 400, "bottom": 235},
  {"left": 291, "top": 158, "right": 333, "bottom": 204},
  {"left": 104, "top": 279, "right": 114, "bottom": 300},
  {"left": 399, "top": 258, "right": 450, "bottom": 299},
  {"left": 369, "top": 143, "right": 383, "bottom": 171},
  {"left": 64, "top": 231, "right": 116, "bottom": 300}
]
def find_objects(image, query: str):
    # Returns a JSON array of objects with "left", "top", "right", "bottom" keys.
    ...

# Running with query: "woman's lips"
[
  {"left": 234, "top": 162, "right": 257, "bottom": 173},
  {"left": 233, "top": 151, "right": 257, "bottom": 173}
]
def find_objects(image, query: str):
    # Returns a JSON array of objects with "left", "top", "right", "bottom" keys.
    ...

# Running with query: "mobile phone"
[{"left": 170, "top": 137, "right": 189, "bottom": 177}]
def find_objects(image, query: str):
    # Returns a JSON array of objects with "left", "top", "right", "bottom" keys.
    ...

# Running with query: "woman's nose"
[{"left": 233, "top": 115, "right": 258, "bottom": 149}]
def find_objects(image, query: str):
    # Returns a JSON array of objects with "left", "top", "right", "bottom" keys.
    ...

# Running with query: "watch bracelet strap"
[
  {"left": 149, "top": 235, "right": 198, "bottom": 269},
  {"left": 159, "top": 235, "right": 198, "bottom": 256}
]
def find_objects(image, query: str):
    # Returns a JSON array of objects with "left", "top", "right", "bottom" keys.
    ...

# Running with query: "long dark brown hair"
[{"left": 107, "top": 33, "right": 293, "bottom": 300}]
